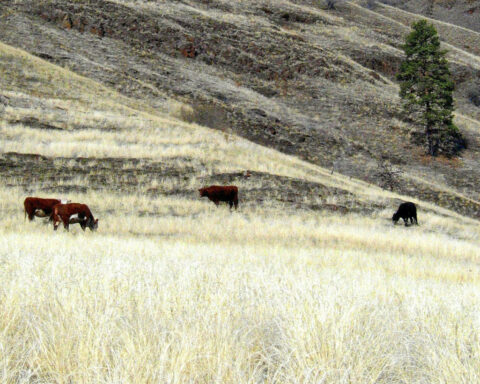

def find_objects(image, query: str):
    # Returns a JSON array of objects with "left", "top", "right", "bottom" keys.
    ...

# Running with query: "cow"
[
  {"left": 392, "top": 202, "right": 418, "bottom": 226},
  {"left": 24, "top": 197, "right": 69, "bottom": 222},
  {"left": 52, "top": 203, "right": 99, "bottom": 231},
  {"left": 199, "top": 185, "right": 239, "bottom": 210}
]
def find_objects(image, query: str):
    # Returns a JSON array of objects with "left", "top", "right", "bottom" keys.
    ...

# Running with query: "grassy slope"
[
  {"left": 1, "top": 0, "right": 480, "bottom": 218},
  {"left": 376, "top": 0, "right": 480, "bottom": 34},
  {"left": 3, "top": 40, "right": 478, "bottom": 218},
  {"left": 1, "top": 37, "right": 480, "bottom": 383}
]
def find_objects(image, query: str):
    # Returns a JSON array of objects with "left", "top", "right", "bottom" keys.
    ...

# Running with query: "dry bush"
[
  {"left": 325, "top": 0, "right": 344, "bottom": 10},
  {"left": 467, "top": 85, "right": 480, "bottom": 107},
  {"left": 375, "top": 158, "right": 403, "bottom": 191},
  {"left": 361, "top": 0, "right": 378, "bottom": 9},
  {"left": 175, "top": 101, "right": 230, "bottom": 132}
]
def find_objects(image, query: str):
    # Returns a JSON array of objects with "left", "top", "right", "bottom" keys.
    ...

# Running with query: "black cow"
[{"left": 392, "top": 202, "right": 418, "bottom": 226}]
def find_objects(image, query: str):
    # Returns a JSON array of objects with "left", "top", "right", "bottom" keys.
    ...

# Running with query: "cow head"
[
  {"left": 198, "top": 188, "right": 208, "bottom": 197},
  {"left": 86, "top": 217, "right": 99, "bottom": 231},
  {"left": 392, "top": 212, "right": 399, "bottom": 224}
]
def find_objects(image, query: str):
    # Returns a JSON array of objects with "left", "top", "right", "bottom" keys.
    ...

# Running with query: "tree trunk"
[
  {"left": 425, "top": 101, "right": 438, "bottom": 156},
  {"left": 426, "top": 123, "right": 439, "bottom": 156},
  {"left": 425, "top": 127, "right": 435, "bottom": 156}
]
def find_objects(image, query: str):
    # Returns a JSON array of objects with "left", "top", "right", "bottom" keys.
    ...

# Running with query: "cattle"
[
  {"left": 392, "top": 202, "right": 418, "bottom": 226},
  {"left": 52, "top": 203, "right": 99, "bottom": 231},
  {"left": 24, "top": 197, "right": 69, "bottom": 222},
  {"left": 199, "top": 185, "right": 239, "bottom": 210}
]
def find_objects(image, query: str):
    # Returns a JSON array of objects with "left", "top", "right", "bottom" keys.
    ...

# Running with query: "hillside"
[
  {"left": 1, "top": 40, "right": 480, "bottom": 383},
  {"left": 378, "top": 0, "right": 480, "bottom": 32},
  {"left": 1, "top": 0, "right": 480, "bottom": 218},
  {"left": 0, "top": 40, "right": 432, "bottom": 217},
  {"left": 2, "top": 1, "right": 480, "bottom": 383}
]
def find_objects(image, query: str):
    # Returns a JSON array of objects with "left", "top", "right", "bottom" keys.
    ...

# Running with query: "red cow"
[
  {"left": 24, "top": 197, "right": 69, "bottom": 221},
  {"left": 199, "top": 185, "right": 239, "bottom": 210},
  {"left": 53, "top": 203, "right": 99, "bottom": 231}
]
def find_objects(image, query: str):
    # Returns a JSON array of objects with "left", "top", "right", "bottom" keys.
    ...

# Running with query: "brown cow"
[
  {"left": 52, "top": 203, "right": 99, "bottom": 231},
  {"left": 199, "top": 185, "right": 239, "bottom": 210},
  {"left": 24, "top": 197, "right": 69, "bottom": 221}
]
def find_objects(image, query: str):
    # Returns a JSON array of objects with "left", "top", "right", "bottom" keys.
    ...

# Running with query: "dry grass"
[
  {"left": 2, "top": 38, "right": 480, "bottom": 383},
  {"left": 1, "top": 186, "right": 480, "bottom": 383},
  {"left": 368, "top": 1, "right": 480, "bottom": 66}
]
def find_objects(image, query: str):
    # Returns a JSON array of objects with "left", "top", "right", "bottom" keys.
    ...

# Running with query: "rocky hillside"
[
  {"left": 378, "top": 0, "right": 480, "bottom": 32},
  {"left": 1, "top": 0, "right": 479, "bottom": 217}
]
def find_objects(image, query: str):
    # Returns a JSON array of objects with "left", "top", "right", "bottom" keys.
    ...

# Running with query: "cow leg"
[
  {"left": 414, "top": 213, "right": 418, "bottom": 225},
  {"left": 61, "top": 215, "right": 69, "bottom": 231},
  {"left": 52, "top": 213, "right": 58, "bottom": 230},
  {"left": 229, "top": 200, "right": 233, "bottom": 210},
  {"left": 213, "top": 200, "right": 220, "bottom": 207},
  {"left": 234, "top": 197, "right": 238, "bottom": 210},
  {"left": 403, "top": 217, "right": 409, "bottom": 227}
]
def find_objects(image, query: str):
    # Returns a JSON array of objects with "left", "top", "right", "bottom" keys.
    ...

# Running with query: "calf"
[
  {"left": 53, "top": 203, "right": 99, "bottom": 231},
  {"left": 199, "top": 185, "right": 239, "bottom": 210},
  {"left": 392, "top": 202, "right": 418, "bottom": 226},
  {"left": 24, "top": 197, "right": 69, "bottom": 221}
]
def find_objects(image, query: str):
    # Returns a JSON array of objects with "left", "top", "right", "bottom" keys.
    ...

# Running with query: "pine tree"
[{"left": 397, "top": 20, "right": 465, "bottom": 157}]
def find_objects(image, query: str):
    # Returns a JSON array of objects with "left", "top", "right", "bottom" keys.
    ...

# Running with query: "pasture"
[
  {"left": 1, "top": 40, "right": 480, "bottom": 383},
  {"left": 1, "top": 186, "right": 480, "bottom": 383}
]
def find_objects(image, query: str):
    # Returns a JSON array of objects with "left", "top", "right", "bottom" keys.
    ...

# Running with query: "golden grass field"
[
  {"left": 2, "top": 189, "right": 480, "bottom": 383},
  {"left": 1, "top": 39, "right": 480, "bottom": 383}
]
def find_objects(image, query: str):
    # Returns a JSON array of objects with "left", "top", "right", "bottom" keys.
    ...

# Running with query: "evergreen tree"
[{"left": 397, "top": 20, "right": 465, "bottom": 156}]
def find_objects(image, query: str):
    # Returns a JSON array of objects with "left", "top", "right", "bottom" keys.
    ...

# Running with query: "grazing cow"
[
  {"left": 24, "top": 197, "right": 69, "bottom": 221},
  {"left": 199, "top": 185, "right": 239, "bottom": 210},
  {"left": 392, "top": 202, "right": 418, "bottom": 226},
  {"left": 53, "top": 203, "right": 99, "bottom": 231}
]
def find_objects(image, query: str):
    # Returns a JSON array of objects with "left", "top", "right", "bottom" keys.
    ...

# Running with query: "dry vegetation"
[
  {"left": 1, "top": 3, "right": 480, "bottom": 383},
  {"left": 1, "top": 187, "right": 480, "bottom": 383}
]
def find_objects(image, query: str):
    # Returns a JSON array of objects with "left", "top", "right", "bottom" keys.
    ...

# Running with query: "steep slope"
[
  {"left": 0, "top": 41, "right": 391, "bottom": 214},
  {"left": 377, "top": 0, "right": 480, "bottom": 33},
  {"left": 2, "top": 18, "right": 480, "bottom": 384},
  {"left": 3, "top": 39, "right": 477, "bottom": 223},
  {"left": 1, "top": 0, "right": 480, "bottom": 218}
]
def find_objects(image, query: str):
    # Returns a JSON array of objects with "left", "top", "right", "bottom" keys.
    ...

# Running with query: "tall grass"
[
  {"left": 1, "top": 184, "right": 480, "bottom": 383},
  {"left": 1, "top": 202, "right": 480, "bottom": 383}
]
